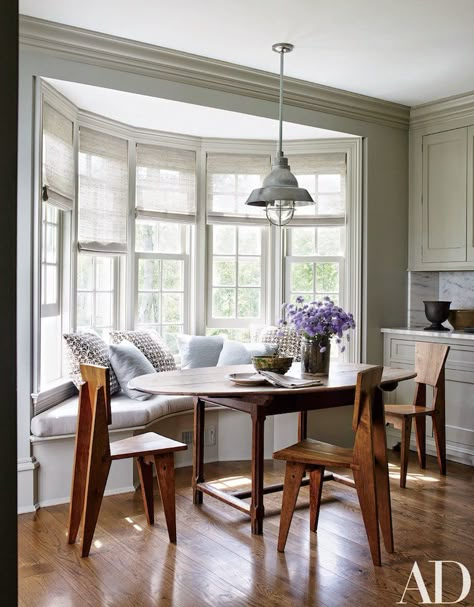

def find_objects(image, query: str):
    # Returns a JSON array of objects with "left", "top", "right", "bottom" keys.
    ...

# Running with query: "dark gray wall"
[{"left": 0, "top": 1, "right": 18, "bottom": 604}]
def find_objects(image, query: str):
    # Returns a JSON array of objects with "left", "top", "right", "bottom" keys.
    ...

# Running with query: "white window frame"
[
  {"left": 41, "top": 204, "right": 62, "bottom": 318},
  {"left": 206, "top": 222, "right": 268, "bottom": 329}
]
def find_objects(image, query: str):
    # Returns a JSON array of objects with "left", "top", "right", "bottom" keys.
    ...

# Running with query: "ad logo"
[{"left": 398, "top": 561, "right": 471, "bottom": 605}]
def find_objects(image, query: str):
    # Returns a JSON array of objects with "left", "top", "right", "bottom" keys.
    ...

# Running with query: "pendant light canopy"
[{"left": 245, "top": 43, "right": 314, "bottom": 226}]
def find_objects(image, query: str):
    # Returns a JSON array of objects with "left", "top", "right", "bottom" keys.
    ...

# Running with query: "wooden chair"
[
  {"left": 385, "top": 341, "right": 450, "bottom": 488},
  {"left": 68, "top": 364, "right": 187, "bottom": 557},
  {"left": 274, "top": 366, "right": 392, "bottom": 566}
]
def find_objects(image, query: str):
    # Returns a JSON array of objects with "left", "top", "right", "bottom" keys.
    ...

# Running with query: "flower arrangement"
[{"left": 280, "top": 296, "right": 356, "bottom": 352}]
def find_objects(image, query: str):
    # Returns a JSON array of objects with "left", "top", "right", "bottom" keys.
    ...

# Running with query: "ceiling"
[
  {"left": 21, "top": 0, "right": 474, "bottom": 106},
  {"left": 46, "top": 79, "right": 352, "bottom": 140}
]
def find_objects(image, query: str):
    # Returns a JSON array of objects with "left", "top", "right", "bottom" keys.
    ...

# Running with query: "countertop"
[{"left": 381, "top": 327, "right": 474, "bottom": 341}]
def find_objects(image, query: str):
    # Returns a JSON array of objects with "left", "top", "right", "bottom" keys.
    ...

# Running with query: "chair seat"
[
  {"left": 110, "top": 431, "right": 187, "bottom": 461},
  {"left": 273, "top": 438, "right": 353, "bottom": 468},
  {"left": 385, "top": 404, "right": 434, "bottom": 417}
]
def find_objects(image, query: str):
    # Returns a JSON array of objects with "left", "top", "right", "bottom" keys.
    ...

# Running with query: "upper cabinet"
[{"left": 409, "top": 104, "right": 474, "bottom": 270}]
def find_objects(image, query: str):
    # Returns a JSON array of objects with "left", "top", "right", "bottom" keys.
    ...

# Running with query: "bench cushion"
[{"left": 31, "top": 392, "right": 194, "bottom": 438}]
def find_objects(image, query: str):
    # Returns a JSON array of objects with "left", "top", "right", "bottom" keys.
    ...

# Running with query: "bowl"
[
  {"left": 423, "top": 301, "right": 451, "bottom": 331},
  {"left": 251, "top": 355, "right": 293, "bottom": 374},
  {"left": 448, "top": 309, "right": 474, "bottom": 330}
]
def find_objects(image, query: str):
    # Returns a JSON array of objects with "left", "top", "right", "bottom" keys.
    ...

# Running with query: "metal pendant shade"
[{"left": 245, "top": 42, "right": 314, "bottom": 225}]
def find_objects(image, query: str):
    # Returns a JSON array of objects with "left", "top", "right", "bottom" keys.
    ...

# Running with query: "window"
[
  {"left": 135, "top": 221, "right": 190, "bottom": 352},
  {"left": 208, "top": 224, "right": 265, "bottom": 328},
  {"left": 77, "top": 254, "right": 118, "bottom": 337}
]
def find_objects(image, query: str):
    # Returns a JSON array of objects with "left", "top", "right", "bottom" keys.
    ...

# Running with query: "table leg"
[
  {"left": 193, "top": 396, "right": 205, "bottom": 505},
  {"left": 372, "top": 387, "right": 394, "bottom": 553},
  {"left": 251, "top": 409, "right": 266, "bottom": 535},
  {"left": 298, "top": 411, "right": 308, "bottom": 441}
]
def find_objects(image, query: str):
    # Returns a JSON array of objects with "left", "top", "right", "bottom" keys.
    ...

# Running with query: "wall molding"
[
  {"left": 19, "top": 15, "right": 409, "bottom": 131},
  {"left": 410, "top": 90, "right": 474, "bottom": 130}
]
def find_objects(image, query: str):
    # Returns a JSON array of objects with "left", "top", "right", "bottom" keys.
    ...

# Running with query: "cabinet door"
[
  {"left": 422, "top": 128, "right": 467, "bottom": 263},
  {"left": 467, "top": 126, "right": 474, "bottom": 261}
]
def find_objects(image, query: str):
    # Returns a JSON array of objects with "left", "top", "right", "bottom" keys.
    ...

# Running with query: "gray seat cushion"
[{"left": 31, "top": 392, "right": 194, "bottom": 438}]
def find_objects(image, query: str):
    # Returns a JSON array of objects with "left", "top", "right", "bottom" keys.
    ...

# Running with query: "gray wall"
[
  {"left": 17, "top": 42, "right": 409, "bottom": 496},
  {"left": 1, "top": 1, "right": 18, "bottom": 604}
]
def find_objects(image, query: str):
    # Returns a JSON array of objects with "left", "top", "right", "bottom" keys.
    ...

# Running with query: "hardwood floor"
[{"left": 19, "top": 453, "right": 473, "bottom": 606}]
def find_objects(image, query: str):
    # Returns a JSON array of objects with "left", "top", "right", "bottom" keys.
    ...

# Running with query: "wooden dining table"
[{"left": 130, "top": 362, "right": 416, "bottom": 536}]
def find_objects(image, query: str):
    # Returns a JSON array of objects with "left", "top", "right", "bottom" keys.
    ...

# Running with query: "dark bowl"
[
  {"left": 251, "top": 356, "right": 293, "bottom": 374},
  {"left": 423, "top": 301, "right": 451, "bottom": 331}
]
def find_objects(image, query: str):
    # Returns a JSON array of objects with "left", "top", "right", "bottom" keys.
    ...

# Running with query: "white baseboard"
[
  {"left": 18, "top": 457, "right": 40, "bottom": 514},
  {"left": 386, "top": 428, "right": 474, "bottom": 467}
]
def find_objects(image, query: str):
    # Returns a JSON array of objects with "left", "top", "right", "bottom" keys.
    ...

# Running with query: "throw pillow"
[
  {"left": 177, "top": 334, "right": 225, "bottom": 369},
  {"left": 63, "top": 331, "right": 120, "bottom": 394},
  {"left": 109, "top": 341, "right": 156, "bottom": 401},
  {"left": 109, "top": 330, "right": 176, "bottom": 372},
  {"left": 254, "top": 325, "right": 302, "bottom": 361},
  {"left": 217, "top": 340, "right": 277, "bottom": 366}
]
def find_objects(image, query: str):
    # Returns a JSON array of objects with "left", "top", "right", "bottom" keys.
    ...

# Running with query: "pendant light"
[{"left": 245, "top": 43, "right": 314, "bottom": 226}]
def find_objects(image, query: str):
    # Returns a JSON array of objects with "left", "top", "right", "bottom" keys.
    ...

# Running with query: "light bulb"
[{"left": 265, "top": 200, "right": 295, "bottom": 226}]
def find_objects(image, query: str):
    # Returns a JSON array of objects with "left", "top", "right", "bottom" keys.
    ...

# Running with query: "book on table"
[{"left": 258, "top": 371, "right": 323, "bottom": 389}]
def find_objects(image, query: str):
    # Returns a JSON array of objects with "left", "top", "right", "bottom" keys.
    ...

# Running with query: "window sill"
[{"left": 31, "top": 378, "right": 77, "bottom": 416}]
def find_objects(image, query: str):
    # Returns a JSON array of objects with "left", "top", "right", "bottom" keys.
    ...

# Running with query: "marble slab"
[
  {"left": 381, "top": 327, "right": 474, "bottom": 341},
  {"left": 439, "top": 272, "right": 474, "bottom": 308},
  {"left": 408, "top": 271, "right": 439, "bottom": 328}
]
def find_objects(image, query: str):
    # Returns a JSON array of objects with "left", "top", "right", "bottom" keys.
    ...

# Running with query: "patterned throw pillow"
[
  {"left": 109, "top": 330, "right": 177, "bottom": 372},
  {"left": 63, "top": 331, "right": 120, "bottom": 394},
  {"left": 254, "top": 325, "right": 302, "bottom": 361}
]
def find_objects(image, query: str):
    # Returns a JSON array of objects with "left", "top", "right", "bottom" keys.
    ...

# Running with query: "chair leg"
[
  {"left": 277, "top": 461, "right": 305, "bottom": 553},
  {"left": 432, "top": 411, "right": 447, "bottom": 476},
  {"left": 353, "top": 467, "right": 381, "bottom": 566},
  {"left": 309, "top": 466, "right": 324, "bottom": 533},
  {"left": 136, "top": 456, "right": 155, "bottom": 525},
  {"left": 400, "top": 416, "right": 412, "bottom": 489},
  {"left": 80, "top": 457, "right": 111, "bottom": 558},
  {"left": 414, "top": 415, "right": 426, "bottom": 469},
  {"left": 154, "top": 453, "right": 177, "bottom": 543}
]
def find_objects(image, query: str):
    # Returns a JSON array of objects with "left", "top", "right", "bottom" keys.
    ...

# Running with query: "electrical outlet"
[
  {"left": 181, "top": 430, "right": 193, "bottom": 446},
  {"left": 205, "top": 426, "right": 216, "bottom": 446}
]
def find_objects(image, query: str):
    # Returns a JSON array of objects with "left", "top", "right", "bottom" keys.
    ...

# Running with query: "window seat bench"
[{"left": 29, "top": 392, "right": 226, "bottom": 510}]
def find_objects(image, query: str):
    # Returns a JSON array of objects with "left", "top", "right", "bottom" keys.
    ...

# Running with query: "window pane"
[
  {"left": 162, "top": 293, "right": 183, "bottom": 324},
  {"left": 315, "top": 263, "right": 339, "bottom": 292},
  {"left": 161, "top": 325, "right": 182, "bottom": 354},
  {"left": 213, "top": 225, "right": 236, "bottom": 255},
  {"left": 135, "top": 222, "right": 156, "bottom": 253},
  {"left": 45, "top": 266, "right": 57, "bottom": 304},
  {"left": 162, "top": 260, "right": 184, "bottom": 291},
  {"left": 157, "top": 222, "right": 182, "bottom": 254},
  {"left": 138, "top": 259, "right": 161, "bottom": 291},
  {"left": 77, "top": 292, "right": 93, "bottom": 327},
  {"left": 95, "top": 257, "right": 113, "bottom": 291},
  {"left": 318, "top": 174, "right": 341, "bottom": 193},
  {"left": 95, "top": 293, "right": 113, "bottom": 327},
  {"left": 138, "top": 293, "right": 160, "bottom": 324},
  {"left": 212, "top": 288, "right": 236, "bottom": 318},
  {"left": 238, "top": 258, "right": 260, "bottom": 287},
  {"left": 290, "top": 228, "right": 316, "bottom": 256},
  {"left": 317, "top": 227, "right": 344, "bottom": 256},
  {"left": 77, "top": 255, "right": 94, "bottom": 290},
  {"left": 213, "top": 258, "right": 236, "bottom": 287},
  {"left": 46, "top": 224, "right": 57, "bottom": 263},
  {"left": 291, "top": 263, "right": 314, "bottom": 293},
  {"left": 238, "top": 288, "right": 260, "bottom": 318},
  {"left": 318, "top": 194, "right": 345, "bottom": 215},
  {"left": 238, "top": 226, "right": 261, "bottom": 255},
  {"left": 135, "top": 221, "right": 186, "bottom": 254},
  {"left": 206, "top": 327, "right": 250, "bottom": 342}
]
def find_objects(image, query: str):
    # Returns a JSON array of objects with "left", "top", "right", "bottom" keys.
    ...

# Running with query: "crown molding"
[
  {"left": 410, "top": 91, "right": 474, "bottom": 130},
  {"left": 19, "top": 15, "right": 409, "bottom": 130}
]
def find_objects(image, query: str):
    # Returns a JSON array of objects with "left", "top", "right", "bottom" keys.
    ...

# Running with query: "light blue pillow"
[
  {"left": 177, "top": 334, "right": 225, "bottom": 369},
  {"left": 109, "top": 341, "right": 156, "bottom": 401},
  {"left": 217, "top": 341, "right": 277, "bottom": 366}
]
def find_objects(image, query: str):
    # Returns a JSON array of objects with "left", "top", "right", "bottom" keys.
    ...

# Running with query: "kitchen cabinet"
[{"left": 409, "top": 120, "right": 474, "bottom": 270}]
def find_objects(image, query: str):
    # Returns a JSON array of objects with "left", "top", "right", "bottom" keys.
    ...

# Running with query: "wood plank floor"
[{"left": 19, "top": 453, "right": 474, "bottom": 607}]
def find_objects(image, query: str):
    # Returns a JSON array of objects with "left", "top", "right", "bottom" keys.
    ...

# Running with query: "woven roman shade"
[
  {"left": 42, "top": 103, "right": 74, "bottom": 211},
  {"left": 207, "top": 153, "right": 271, "bottom": 220},
  {"left": 136, "top": 144, "right": 196, "bottom": 220},
  {"left": 78, "top": 127, "right": 128, "bottom": 252}
]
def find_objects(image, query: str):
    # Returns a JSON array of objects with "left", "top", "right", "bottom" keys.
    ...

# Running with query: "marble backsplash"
[{"left": 408, "top": 271, "right": 474, "bottom": 327}]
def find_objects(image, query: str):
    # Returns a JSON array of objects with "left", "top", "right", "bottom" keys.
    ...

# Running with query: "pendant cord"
[{"left": 278, "top": 49, "right": 284, "bottom": 158}]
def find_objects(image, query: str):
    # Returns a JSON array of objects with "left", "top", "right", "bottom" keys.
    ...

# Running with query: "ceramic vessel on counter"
[
  {"left": 448, "top": 309, "right": 474, "bottom": 331},
  {"left": 423, "top": 301, "right": 451, "bottom": 331}
]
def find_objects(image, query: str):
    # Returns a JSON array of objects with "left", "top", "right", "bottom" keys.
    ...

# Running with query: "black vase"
[{"left": 423, "top": 301, "right": 451, "bottom": 331}]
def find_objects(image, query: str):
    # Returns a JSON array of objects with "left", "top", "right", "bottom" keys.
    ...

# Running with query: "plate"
[{"left": 225, "top": 372, "right": 267, "bottom": 386}]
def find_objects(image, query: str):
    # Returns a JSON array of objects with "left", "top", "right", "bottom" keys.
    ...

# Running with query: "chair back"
[
  {"left": 81, "top": 364, "right": 112, "bottom": 425},
  {"left": 352, "top": 365, "right": 384, "bottom": 433},
  {"left": 414, "top": 342, "right": 450, "bottom": 388},
  {"left": 77, "top": 364, "right": 112, "bottom": 459}
]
